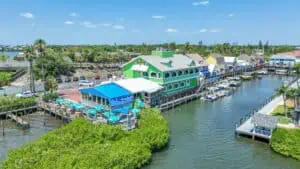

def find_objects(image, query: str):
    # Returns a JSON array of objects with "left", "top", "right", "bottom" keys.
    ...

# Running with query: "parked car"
[
  {"left": 65, "top": 76, "right": 72, "bottom": 83},
  {"left": 79, "top": 76, "right": 86, "bottom": 80},
  {"left": 79, "top": 80, "right": 94, "bottom": 87},
  {"left": 73, "top": 77, "right": 79, "bottom": 82},
  {"left": 94, "top": 75, "right": 100, "bottom": 80},
  {"left": 16, "top": 91, "right": 35, "bottom": 98},
  {"left": 56, "top": 77, "right": 63, "bottom": 84}
]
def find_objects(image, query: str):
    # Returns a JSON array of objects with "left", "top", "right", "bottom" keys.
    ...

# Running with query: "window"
[
  {"left": 195, "top": 68, "right": 199, "bottom": 73},
  {"left": 184, "top": 70, "right": 189, "bottom": 75},
  {"left": 189, "top": 69, "right": 194, "bottom": 74},
  {"left": 168, "top": 85, "right": 173, "bottom": 90},
  {"left": 174, "top": 83, "right": 179, "bottom": 88},
  {"left": 178, "top": 71, "right": 183, "bottom": 76},
  {"left": 171, "top": 72, "right": 177, "bottom": 77},
  {"left": 180, "top": 82, "right": 185, "bottom": 87},
  {"left": 186, "top": 80, "right": 190, "bottom": 86},
  {"left": 151, "top": 72, "right": 157, "bottom": 78},
  {"left": 157, "top": 73, "right": 161, "bottom": 78},
  {"left": 165, "top": 72, "right": 170, "bottom": 78},
  {"left": 143, "top": 72, "right": 148, "bottom": 77}
]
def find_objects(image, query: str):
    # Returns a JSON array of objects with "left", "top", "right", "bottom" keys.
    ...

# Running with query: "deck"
[{"left": 6, "top": 113, "right": 30, "bottom": 128}]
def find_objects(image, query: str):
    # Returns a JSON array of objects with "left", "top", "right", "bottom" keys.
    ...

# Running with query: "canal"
[
  {"left": 0, "top": 76, "right": 299, "bottom": 168},
  {"left": 146, "top": 75, "right": 300, "bottom": 169}
]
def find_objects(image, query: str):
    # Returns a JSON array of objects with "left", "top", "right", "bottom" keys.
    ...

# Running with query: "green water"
[{"left": 146, "top": 76, "right": 300, "bottom": 169}]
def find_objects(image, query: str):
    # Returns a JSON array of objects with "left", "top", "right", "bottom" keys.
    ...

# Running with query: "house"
[
  {"left": 122, "top": 49, "right": 201, "bottom": 96},
  {"left": 269, "top": 54, "right": 296, "bottom": 68},
  {"left": 223, "top": 56, "right": 237, "bottom": 70},
  {"left": 115, "top": 78, "right": 163, "bottom": 106},
  {"left": 79, "top": 83, "right": 133, "bottom": 114},
  {"left": 205, "top": 53, "right": 224, "bottom": 74},
  {"left": 186, "top": 53, "right": 210, "bottom": 78}
]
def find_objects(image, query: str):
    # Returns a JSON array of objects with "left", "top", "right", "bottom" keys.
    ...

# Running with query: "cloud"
[
  {"left": 113, "top": 25, "right": 125, "bottom": 30},
  {"left": 102, "top": 23, "right": 112, "bottom": 27},
  {"left": 192, "top": 1, "right": 209, "bottom": 6},
  {"left": 152, "top": 15, "right": 166, "bottom": 19},
  {"left": 165, "top": 28, "right": 178, "bottom": 33},
  {"left": 20, "top": 12, "right": 34, "bottom": 19},
  {"left": 199, "top": 28, "right": 208, "bottom": 33},
  {"left": 209, "top": 29, "right": 221, "bottom": 33},
  {"left": 69, "top": 12, "right": 78, "bottom": 17},
  {"left": 64, "top": 20, "right": 74, "bottom": 25},
  {"left": 80, "top": 21, "right": 97, "bottom": 28},
  {"left": 228, "top": 13, "right": 235, "bottom": 17}
]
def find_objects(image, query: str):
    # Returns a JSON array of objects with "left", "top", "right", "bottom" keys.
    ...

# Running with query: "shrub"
[
  {"left": 271, "top": 128, "right": 300, "bottom": 160},
  {"left": 0, "top": 96, "right": 36, "bottom": 112},
  {"left": 42, "top": 92, "right": 58, "bottom": 102},
  {"left": 2, "top": 108, "right": 169, "bottom": 169}
]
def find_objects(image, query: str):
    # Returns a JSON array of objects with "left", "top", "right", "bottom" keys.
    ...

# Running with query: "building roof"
[
  {"left": 239, "top": 54, "right": 256, "bottom": 62},
  {"left": 224, "top": 56, "right": 236, "bottom": 63},
  {"left": 186, "top": 53, "right": 207, "bottom": 66},
  {"left": 79, "top": 83, "right": 132, "bottom": 99},
  {"left": 139, "top": 54, "right": 200, "bottom": 71},
  {"left": 251, "top": 113, "right": 279, "bottom": 129},
  {"left": 271, "top": 54, "right": 296, "bottom": 60},
  {"left": 115, "top": 78, "right": 163, "bottom": 94}
]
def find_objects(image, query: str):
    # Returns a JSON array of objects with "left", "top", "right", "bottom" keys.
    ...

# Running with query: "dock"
[
  {"left": 235, "top": 78, "right": 297, "bottom": 142},
  {"left": 38, "top": 102, "right": 72, "bottom": 122},
  {"left": 6, "top": 113, "right": 30, "bottom": 128}
]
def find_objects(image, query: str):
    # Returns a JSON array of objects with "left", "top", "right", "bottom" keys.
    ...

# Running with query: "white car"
[
  {"left": 16, "top": 91, "right": 35, "bottom": 98},
  {"left": 79, "top": 80, "right": 94, "bottom": 87}
]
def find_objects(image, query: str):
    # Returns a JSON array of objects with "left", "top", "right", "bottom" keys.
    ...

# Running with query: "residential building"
[{"left": 122, "top": 49, "right": 201, "bottom": 96}]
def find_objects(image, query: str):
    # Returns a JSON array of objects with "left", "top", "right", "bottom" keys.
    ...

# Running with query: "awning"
[{"left": 132, "top": 64, "right": 149, "bottom": 72}]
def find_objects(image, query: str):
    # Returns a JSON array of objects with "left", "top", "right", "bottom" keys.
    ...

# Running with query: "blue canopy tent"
[{"left": 80, "top": 83, "right": 134, "bottom": 112}]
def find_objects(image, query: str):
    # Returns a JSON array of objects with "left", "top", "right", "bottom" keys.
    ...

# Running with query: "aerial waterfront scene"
[{"left": 1, "top": 0, "right": 300, "bottom": 169}]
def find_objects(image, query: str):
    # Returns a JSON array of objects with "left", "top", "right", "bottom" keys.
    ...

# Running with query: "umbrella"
[
  {"left": 109, "top": 115, "right": 120, "bottom": 123},
  {"left": 56, "top": 98, "right": 64, "bottom": 104},
  {"left": 103, "top": 112, "right": 115, "bottom": 118},
  {"left": 87, "top": 109, "right": 97, "bottom": 116},
  {"left": 95, "top": 105, "right": 105, "bottom": 112}
]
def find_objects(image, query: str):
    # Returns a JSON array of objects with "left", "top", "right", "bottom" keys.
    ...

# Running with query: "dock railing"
[{"left": 235, "top": 77, "right": 298, "bottom": 129}]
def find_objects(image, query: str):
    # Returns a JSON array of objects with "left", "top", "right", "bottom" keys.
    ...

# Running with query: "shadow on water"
[{"left": 145, "top": 75, "right": 300, "bottom": 169}]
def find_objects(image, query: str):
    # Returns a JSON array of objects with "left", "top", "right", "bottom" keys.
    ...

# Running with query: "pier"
[{"left": 6, "top": 113, "right": 30, "bottom": 128}]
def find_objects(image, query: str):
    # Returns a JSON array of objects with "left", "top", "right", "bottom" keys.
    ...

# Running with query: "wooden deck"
[
  {"left": 39, "top": 103, "right": 72, "bottom": 122},
  {"left": 7, "top": 113, "right": 30, "bottom": 128}
]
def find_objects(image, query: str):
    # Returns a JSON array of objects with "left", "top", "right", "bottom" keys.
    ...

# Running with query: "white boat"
[
  {"left": 205, "top": 94, "right": 218, "bottom": 101},
  {"left": 229, "top": 80, "right": 241, "bottom": 87},
  {"left": 275, "top": 69, "right": 288, "bottom": 75}
]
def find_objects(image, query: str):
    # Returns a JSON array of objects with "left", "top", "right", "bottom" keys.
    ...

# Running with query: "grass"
[
  {"left": 0, "top": 72, "right": 12, "bottom": 87},
  {"left": 271, "top": 105, "right": 293, "bottom": 117},
  {"left": 278, "top": 117, "right": 292, "bottom": 124},
  {"left": 271, "top": 128, "right": 300, "bottom": 160}
]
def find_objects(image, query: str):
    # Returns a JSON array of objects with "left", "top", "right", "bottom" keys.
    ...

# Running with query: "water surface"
[{"left": 146, "top": 75, "right": 300, "bottom": 169}]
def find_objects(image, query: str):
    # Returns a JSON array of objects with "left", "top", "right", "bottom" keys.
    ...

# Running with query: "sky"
[{"left": 1, "top": 0, "right": 300, "bottom": 45}]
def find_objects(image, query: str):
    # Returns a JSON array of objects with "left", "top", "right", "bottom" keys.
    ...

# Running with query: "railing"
[{"left": 235, "top": 77, "right": 298, "bottom": 128}]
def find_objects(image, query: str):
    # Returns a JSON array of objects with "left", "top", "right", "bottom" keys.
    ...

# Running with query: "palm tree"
[
  {"left": 24, "top": 46, "right": 36, "bottom": 93},
  {"left": 34, "top": 39, "right": 46, "bottom": 57},
  {"left": 277, "top": 84, "right": 289, "bottom": 117},
  {"left": 293, "top": 63, "right": 300, "bottom": 88},
  {"left": 286, "top": 88, "right": 296, "bottom": 107}
]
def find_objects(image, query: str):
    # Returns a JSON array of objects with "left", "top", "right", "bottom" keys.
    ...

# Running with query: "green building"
[{"left": 122, "top": 50, "right": 201, "bottom": 95}]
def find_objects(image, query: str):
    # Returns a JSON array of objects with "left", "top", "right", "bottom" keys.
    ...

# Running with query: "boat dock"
[
  {"left": 235, "top": 78, "right": 297, "bottom": 142},
  {"left": 39, "top": 102, "right": 72, "bottom": 122},
  {"left": 6, "top": 113, "right": 30, "bottom": 128}
]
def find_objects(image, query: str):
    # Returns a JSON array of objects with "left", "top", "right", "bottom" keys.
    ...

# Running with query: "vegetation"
[
  {"left": 271, "top": 105, "right": 293, "bottom": 117},
  {"left": 0, "top": 54, "right": 8, "bottom": 61},
  {"left": 2, "top": 108, "right": 169, "bottom": 169},
  {"left": 0, "top": 72, "right": 12, "bottom": 87},
  {"left": 42, "top": 92, "right": 58, "bottom": 102},
  {"left": 276, "top": 84, "right": 289, "bottom": 117},
  {"left": 271, "top": 128, "right": 300, "bottom": 160},
  {"left": 44, "top": 76, "right": 58, "bottom": 92},
  {"left": 0, "top": 96, "right": 36, "bottom": 112}
]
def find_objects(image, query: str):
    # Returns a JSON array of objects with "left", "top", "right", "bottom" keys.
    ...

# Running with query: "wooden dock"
[
  {"left": 6, "top": 113, "right": 30, "bottom": 128},
  {"left": 39, "top": 103, "right": 72, "bottom": 122}
]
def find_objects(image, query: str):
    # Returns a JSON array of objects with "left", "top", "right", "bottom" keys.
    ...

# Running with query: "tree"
[
  {"left": 44, "top": 76, "right": 58, "bottom": 93},
  {"left": 184, "top": 42, "right": 190, "bottom": 54},
  {"left": 286, "top": 88, "right": 296, "bottom": 107},
  {"left": 34, "top": 39, "right": 46, "bottom": 57},
  {"left": 293, "top": 63, "right": 300, "bottom": 88},
  {"left": 24, "top": 46, "right": 36, "bottom": 93},
  {"left": 277, "top": 84, "right": 288, "bottom": 117},
  {"left": 258, "top": 40, "right": 263, "bottom": 50}
]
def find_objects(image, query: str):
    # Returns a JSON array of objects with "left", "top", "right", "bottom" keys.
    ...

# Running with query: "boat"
[
  {"left": 257, "top": 75, "right": 263, "bottom": 79},
  {"left": 205, "top": 94, "right": 218, "bottom": 101},
  {"left": 229, "top": 80, "right": 241, "bottom": 87},
  {"left": 217, "top": 82, "right": 230, "bottom": 89},
  {"left": 240, "top": 75, "right": 253, "bottom": 81},
  {"left": 257, "top": 70, "right": 268, "bottom": 75},
  {"left": 275, "top": 69, "right": 288, "bottom": 75}
]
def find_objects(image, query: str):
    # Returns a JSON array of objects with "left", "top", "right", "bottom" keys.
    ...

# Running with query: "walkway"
[{"left": 236, "top": 79, "right": 297, "bottom": 140}]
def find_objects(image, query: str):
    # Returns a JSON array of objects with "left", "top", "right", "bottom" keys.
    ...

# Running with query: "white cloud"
[
  {"left": 228, "top": 13, "right": 235, "bottom": 17},
  {"left": 113, "top": 25, "right": 125, "bottom": 30},
  {"left": 152, "top": 15, "right": 166, "bottom": 19},
  {"left": 80, "top": 21, "right": 97, "bottom": 28},
  {"left": 20, "top": 12, "right": 34, "bottom": 19},
  {"left": 199, "top": 28, "right": 208, "bottom": 33},
  {"left": 102, "top": 23, "right": 112, "bottom": 27},
  {"left": 69, "top": 12, "right": 78, "bottom": 17},
  {"left": 209, "top": 28, "right": 221, "bottom": 33},
  {"left": 192, "top": 1, "right": 210, "bottom": 6},
  {"left": 64, "top": 20, "right": 74, "bottom": 25},
  {"left": 165, "top": 28, "right": 178, "bottom": 33}
]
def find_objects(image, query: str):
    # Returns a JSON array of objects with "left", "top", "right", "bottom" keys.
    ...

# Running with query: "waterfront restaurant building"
[
  {"left": 79, "top": 83, "right": 133, "bottom": 114},
  {"left": 122, "top": 50, "right": 201, "bottom": 96},
  {"left": 269, "top": 54, "right": 296, "bottom": 68}
]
